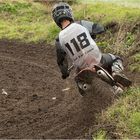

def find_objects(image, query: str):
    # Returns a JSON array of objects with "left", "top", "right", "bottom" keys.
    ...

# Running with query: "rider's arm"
[
  {"left": 55, "top": 37, "right": 69, "bottom": 79},
  {"left": 76, "top": 20, "right": 105, "bottom": 39}
]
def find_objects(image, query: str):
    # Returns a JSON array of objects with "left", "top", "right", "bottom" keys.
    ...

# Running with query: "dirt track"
[{"left": 0, "top": 40, "right": 138, "bottom": 139}]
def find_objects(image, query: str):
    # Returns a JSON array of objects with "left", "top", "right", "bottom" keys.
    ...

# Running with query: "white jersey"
[{"left": 59, "top": 23, "right": 102, "bottom": 69}]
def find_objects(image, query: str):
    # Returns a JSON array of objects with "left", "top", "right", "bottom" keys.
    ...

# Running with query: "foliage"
[
  {"left": 0, "top": 0, "right": 139, "bottom": 44},
  {"left": 93, "top": 130, "right": 107, "bottom": 140},
  {"left": 125, "top": 32, "right": 135, "bottom": 48},
  {"left": 34, "top": 0, "right": 78, "bottom": 4},
  {"left": 129, "top": 53, "right": 140, "bottom": 72},
  {"left": 93, "top": 87, "right": 140, "bottom": 139},
  {"left": 79, "top": 0, "right": 140, "bottom": 8},
  {"left": 73, "top": 2, "right": 140, "bottom": 24},
  {"left": 0, "top": 2, "right": 31, "bottom": 13},
  {"left": 0, "top": 0, "right": 52, "bottom": 43}
]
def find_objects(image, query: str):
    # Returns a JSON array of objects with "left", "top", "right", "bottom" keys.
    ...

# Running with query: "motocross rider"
[{"left": 52, "top": 2, "right": 131, "bottom": 95}]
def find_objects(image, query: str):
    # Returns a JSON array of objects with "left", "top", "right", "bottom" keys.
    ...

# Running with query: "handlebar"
[{"left": 68, "top": 64, "right": 74, "bottom": 72}]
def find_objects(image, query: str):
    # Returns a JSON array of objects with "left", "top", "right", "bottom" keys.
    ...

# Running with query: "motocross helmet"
[{"left": 52, "top": 2, "right": 74, "bottom": 28}]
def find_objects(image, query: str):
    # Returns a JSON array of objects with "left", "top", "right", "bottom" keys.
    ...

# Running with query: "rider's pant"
[{"left": 100, "top": 53, "right": 124, "bottom": 74}]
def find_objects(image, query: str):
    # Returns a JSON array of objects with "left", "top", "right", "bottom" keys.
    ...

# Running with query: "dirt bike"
[{"left": 68, "top": 65, "right": 130, "bottom": 96}]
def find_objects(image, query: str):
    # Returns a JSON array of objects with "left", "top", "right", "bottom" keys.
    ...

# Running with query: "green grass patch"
[
  {"left": 0, "top": 0, "right": 53, "bottom": 43},
  {"left": 93, "top": 130, "right": 107, "bottom": 139},
  {"left": 128, "top": 112, "right": 140, "bottom": 135},
  {"left": 129, "top": 53, "right": 140, "bottom": 72},
  {"left": 125, "top": 32, "right": 135, "bottom": 48},
  {"left": 79, "top": 0, "right": 140, "bottom": 8},
  {"left": 0, "top": 0, "right": 139, "bottom": 43},
  {"left": 73, "top": 2, "right": 140, "bottom": 24},
  {"left": 0, "top": 2, "right": 31, "bottom": 13},
  {"left": 131, "top": 53, "right": 140, "bottom": 63},
  {"left": 93, "top": 87, "right": 140, "bottom": 139}
]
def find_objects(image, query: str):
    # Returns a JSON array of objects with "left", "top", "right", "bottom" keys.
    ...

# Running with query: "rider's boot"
[
  {"left": 113, "top": 85, "right": 124, "bottom": 95},
  {"left": 112, "top": 59, "right": 132, "bottom": 87}
]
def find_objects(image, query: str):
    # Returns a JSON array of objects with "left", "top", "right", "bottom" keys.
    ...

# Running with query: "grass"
[
  {"left": 0, "top": 0, "right": 139, "bottom": 43},
  {"left": 73, "top": 2, "right": 140, "bottom": 24},
  {"left": 0, "top": 0, "right": 59, "bottom": 43},
  {"left": 129, "top": 53, "right": 140, "bottom": 72},
  {"left": 79, "top": 0, "right": 140, "bottom": 8},
  {"left": 93, "top": 87, "right": 140, "bottom": 139}
]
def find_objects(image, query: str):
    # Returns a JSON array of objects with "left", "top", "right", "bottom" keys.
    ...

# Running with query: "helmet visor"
[{"left": 52, "top": 5, "right": 71, "bottom": 17}]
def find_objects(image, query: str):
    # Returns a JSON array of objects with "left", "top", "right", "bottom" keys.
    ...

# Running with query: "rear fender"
[{"left": 75, "top": 68, "right": 96, "bottom": 84}]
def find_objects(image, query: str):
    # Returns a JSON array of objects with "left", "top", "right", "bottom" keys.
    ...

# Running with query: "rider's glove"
[{"left": 62, "top": 71, "right": 69, "bottom": 79}]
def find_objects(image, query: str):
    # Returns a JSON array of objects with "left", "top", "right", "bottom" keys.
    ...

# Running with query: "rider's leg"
[
  {"left": 111, "top": 57, "right": 132, "bottom": 87},
  {"left": 100, "top": 53, "right": 113, "bottom": 73},
  {"left": 101, "top": 53, "right": 132, "bottom": 87}
]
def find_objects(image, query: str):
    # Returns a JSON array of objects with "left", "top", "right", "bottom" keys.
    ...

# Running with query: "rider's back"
[{"left": 59, "top": 23, "right": 102, "bottom": 69}]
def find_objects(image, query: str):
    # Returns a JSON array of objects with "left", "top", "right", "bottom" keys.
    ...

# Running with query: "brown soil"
[{"left": 0, "top": 39, "right": 138, "bottom": 139}]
